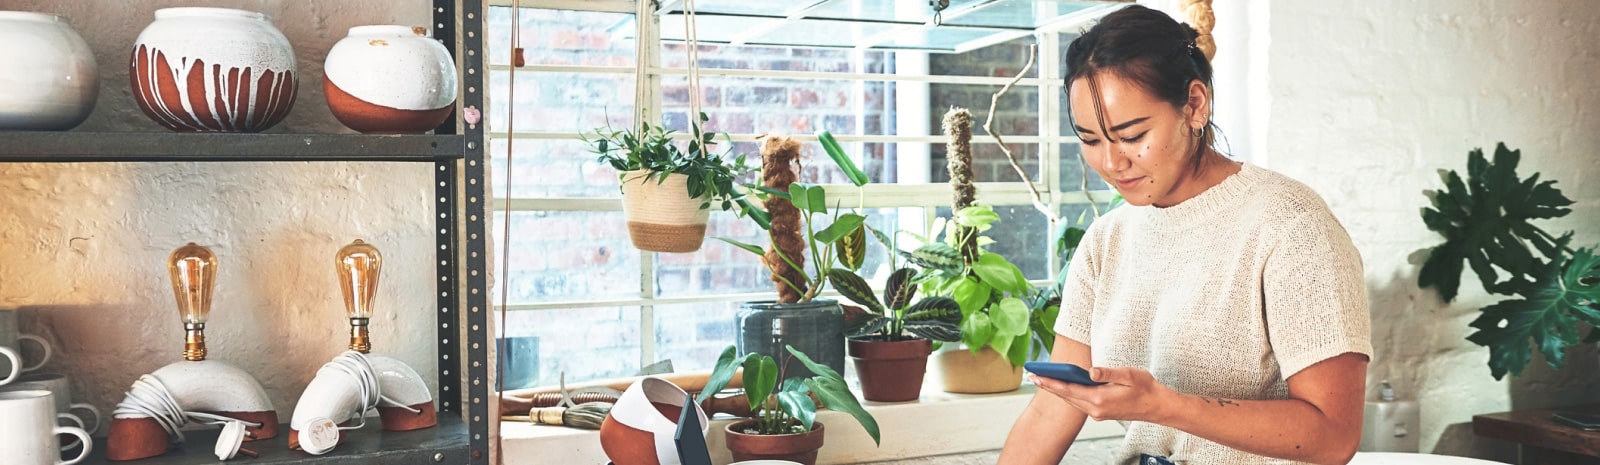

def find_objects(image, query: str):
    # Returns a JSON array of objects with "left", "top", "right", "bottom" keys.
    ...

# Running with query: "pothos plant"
[
  {"left": 697, "top": 344, "right": 881, "bottom": 444},
  {"left": 1418, "top": 142, "right": 1599, "bottom": 380},
  {"left": 718, "top": 131, "right": 872, "bottom": 303},
  {"left": 893, "top": 204, "right": 1059, "bottom": 366},
  {"left": 827, "top": 226, "right": 963, "bottom": 342},
  {"left": 582, "top": 112, "right": 754, "bottom": 210}
]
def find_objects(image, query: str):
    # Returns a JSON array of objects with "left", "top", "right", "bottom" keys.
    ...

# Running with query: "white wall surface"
[
  {"left": 1264, "top": 0, "right": 1600, "bottom": 456},
  {"left": 0, "top": 0, "right": 441, "bottom": 432}
]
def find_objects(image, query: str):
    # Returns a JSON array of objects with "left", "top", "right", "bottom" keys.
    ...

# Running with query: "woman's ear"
[{"left": 1184, "top": 79, "right": 1210, "bottom": 129}]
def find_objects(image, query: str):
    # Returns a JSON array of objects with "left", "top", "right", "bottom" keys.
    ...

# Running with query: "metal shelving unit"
[{"left": 0, "top": 0, "right": 489, "bottom": 464}]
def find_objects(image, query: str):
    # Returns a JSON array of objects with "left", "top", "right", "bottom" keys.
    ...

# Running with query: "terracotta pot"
[
  {"left": 619, "top": 171, "right": 711, "bottom": 253},
  {"left": 0, "top": 11, "right": 98, "bottom": 130},
  {"left": 848, "top": 337, "right": 931, "bottom": 402},
  {"left": 324, "top": 25, "right": 457, "bottom": 134},
  {"left": 599, "top": 377, "right": 709, "bottom": 465},
  {"left": 724, "top": 419, "right": 825, "bottom": 465},
  {"left": 935, "top": 346, "right": 1024, "bottom": 394},
  {"left": 130, "top": 7, "right": 297, "bottom": 132}
]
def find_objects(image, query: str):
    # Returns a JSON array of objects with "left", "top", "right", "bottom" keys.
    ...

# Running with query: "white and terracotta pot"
[
  {"left": 324, "top": 25, "right": 457, "bottom": 134},
  {"left": 620, "top": 171, "right": 711, "bottom": 253},
  {"left": 130, "top": 7, "right": 297, "bottom": 132},
  {"left": 0, "top": 11, "right": 98, "bottom": 131}
]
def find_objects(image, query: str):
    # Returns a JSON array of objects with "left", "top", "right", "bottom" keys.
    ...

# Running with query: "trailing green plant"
[
  {"left": 1418, "top": 142, "right": 1600, "bottom": 379},
  {"left": 827, "top": 226, "right": 963, "bottom": 342},
  {"left": 717, "top": 131, "right": 871, "bottom": 303},
  {"left": 697, "top": 344, "right": 880, "bottom": 444},
  {"left": 582, "top": 111, "right": 754, "bottom": 210}
]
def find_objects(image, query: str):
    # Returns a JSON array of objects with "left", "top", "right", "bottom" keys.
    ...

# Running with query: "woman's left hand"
[{"left": 1027, "top": 366, "right": 1173, "bottom": 423}]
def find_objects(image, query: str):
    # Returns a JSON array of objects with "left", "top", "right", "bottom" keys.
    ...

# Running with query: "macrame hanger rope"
[{"left": 683, "top": 0, "right": 703, "bottom": 126}]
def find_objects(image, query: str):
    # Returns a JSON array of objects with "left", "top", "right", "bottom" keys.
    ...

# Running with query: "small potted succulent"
[
  {"left": 584, "top": 111, "right": 753, "bottom": 253},
  {"left": 697, "top": 344, "right": 879, "bottom": 465},
  {"left": 827, "top": 226, "right": 962, "bottom": 402},
  {"left": 718, "top": 131, "right": 869, "bottom": 377}
]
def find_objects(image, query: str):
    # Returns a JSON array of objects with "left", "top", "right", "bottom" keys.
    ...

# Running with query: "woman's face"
[{"left": 1068, "top": 72, "right": 1208, "bottom": 207}]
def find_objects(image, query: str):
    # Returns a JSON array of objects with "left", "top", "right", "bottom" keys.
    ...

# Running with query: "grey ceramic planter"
[{"left": 735, "top": 299, "right": 846, "bottom": 379}]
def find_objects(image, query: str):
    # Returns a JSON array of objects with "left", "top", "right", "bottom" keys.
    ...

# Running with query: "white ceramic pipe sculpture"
[
  {"left": 288, "top": 239, "right": 436, "bottom": 455},
  {"left": 106, "top": 244, "right": 278, "bottom": 461}
]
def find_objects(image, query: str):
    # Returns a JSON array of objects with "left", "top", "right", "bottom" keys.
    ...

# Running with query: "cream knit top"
[{"left": 1055, "top": 163, "right": 1372, "bottom": 465}]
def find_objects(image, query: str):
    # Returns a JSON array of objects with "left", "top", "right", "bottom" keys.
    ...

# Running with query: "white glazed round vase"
[
  {"left": 130, "top": 7, "right": 297, "bottom": 132},
  {"left": 323, "top": 25, "right": 457, "bottom": 134},
  {"left": 0, "top": 11, "right": 99, "bottom": 131}
]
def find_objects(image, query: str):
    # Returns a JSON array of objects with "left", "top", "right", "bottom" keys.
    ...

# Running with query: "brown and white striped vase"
[
  {"left": 619, "top": 171, "right": 711, "bottom": 253},
  {"left": 129, "top": 7, "right": 297, "bottom": 133}
]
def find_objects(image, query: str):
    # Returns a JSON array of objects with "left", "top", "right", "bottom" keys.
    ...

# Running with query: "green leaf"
[
  {"left": 843, "top": 310, "right": 889, "bottom": 338},
  {"left": 778, "top": 381, "right": 817, "bottom": 432},
  {"left": 992, "top": 297, "right": 1030, "bottom": 336},
  {"left": 1465, "top": 249, "right": 1600, "bottom": 379},
  {"left": 973, "top": 253, "right": 1027, "bottom": 293},
  {"left": 837, "top": 225, "right": 868, "bottom": 270},
  {"left": 788, "top": 183, "right": 816, "bottom": 214},
  {"left": 1005, "top": 333, "right": 1031, "bottom": 366},
  {"left": 815, "top": 214, "right": 867, "bottom": 243},
  {"left": 954, "top": 205, "right": 1001, "bottom": 229},
  {"left": 1418, "top": 143, "right": 1574, "bottom": 302},
  {"left": 742, "top": 354, "right": 779, "bottom": 411},
  {"left": 909, "top": 243, "right": 964, "bottom": 272},
  {"left": 884, "top": 268, "right": 917, "bottom": 311},
  {"left": 696, "top": 345, "right": 747, "bottom": 403},
  {"left": 990, "top": 327, "right": 1014, "bottom": 360},
  {"left": 735, "top": 198, "right": 772, "bottom": 231},
  {"left": 828, "top": 268, "right": 883, "bottom": 313},
  {"left": 786, "top": 344, "right": 844, "bottom": 380},
  {"left": 952, "top": 278, "right": 992, "bottom": 318},
  {"left": 816, "top": 131, "right": 869, "bottom": 187},
  {"left": 960, "top": 311, "right": 995, "bottom": 351},
  {"left": 715, "top": 237, "right": 768, "bottom": 257},
  {"left": 1056, "top": 226, "right": 1087, "bottom": 261},
  {"left": 804, "top": 376, "right": 880, "bottom": 445},
  {"left": 904, "top": 297, "right": 963, "bottom": 342}
]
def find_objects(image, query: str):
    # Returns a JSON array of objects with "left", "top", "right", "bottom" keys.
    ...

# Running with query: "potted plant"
[
  {"left": 717, "top": 131, "right": 869, "bottom": 377},
  {"left": 1417, "top": 142, "right": 1599, "bottom": 379},
  {"left": 584, "top": 111, "right": 753, "bottom": 253},
  {"left": 697, "top": 344, "right": 880, "bottom": 465},
  {"left": 827, "top": 225, "right": 963, "bottom": 401}
]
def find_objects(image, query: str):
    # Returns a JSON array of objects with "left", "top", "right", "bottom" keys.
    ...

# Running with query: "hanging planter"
[{"left": 619, "top": 171, "right": 713, "bottom": 253}]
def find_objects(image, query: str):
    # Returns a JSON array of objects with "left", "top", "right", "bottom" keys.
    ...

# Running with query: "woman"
[{"left": 998, "top": 5, "right": 1371, "bottom": 465}]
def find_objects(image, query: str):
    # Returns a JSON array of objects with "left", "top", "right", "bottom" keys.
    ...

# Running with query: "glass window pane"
[
  {"left": 658, "top": 14, "right": 777, "bottom": 44},
  {"left": 653, "top": 301, "right": 741, "bottom": 374},
  {"left": 489, "top": 138, "right": 622, "bottom": 198},
  {"left": 927, "top": 35, "right": 1039, "bottom": 78},
  {"left": 494, "top": 211, "right": 641, "bottom": 304},
  {"left": 488, "top": 71, "right": 635, "bottom": 135},
  {"left": 498, "top": 307, "right": 642, "bottom": 388},
  {"left": 750, "top": 20, "right": 902, "bottom": 49},
  {"left": 488, "top": 8, "right": 636, "bottom": 67},
  {"left": 931, "top": 142, "right": 1041, "bottom": 183},
  {"left": 656, "top": 212, "right": 777, "bottom": 298}
]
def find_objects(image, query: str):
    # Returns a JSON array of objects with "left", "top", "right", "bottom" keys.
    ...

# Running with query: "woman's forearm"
[{"left": 998, "top": 394, "right": 1088, "bottom": 465}]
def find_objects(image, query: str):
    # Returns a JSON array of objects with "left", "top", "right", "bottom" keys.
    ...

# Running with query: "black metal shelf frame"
[{"left": 0, "top": 0, "right": 490, "bottom": 463}]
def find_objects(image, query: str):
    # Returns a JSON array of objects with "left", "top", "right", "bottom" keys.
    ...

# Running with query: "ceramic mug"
[
  {"left": 0, "top": 311, "right": 53, "bottom": 385},
  {"left": 0, "top": 390, "right": 92, "bottom": 465},
  {"left": 3, "top": 373, "right": 100, "bottom": 451}
]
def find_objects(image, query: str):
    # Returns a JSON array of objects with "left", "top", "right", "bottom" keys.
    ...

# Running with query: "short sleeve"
[
  {"left": 1263, "top": 210, "right": 1373, "bottom": 379},
  {"left": 1053, "top": 224, "right": 1099, "bottom": 346}
]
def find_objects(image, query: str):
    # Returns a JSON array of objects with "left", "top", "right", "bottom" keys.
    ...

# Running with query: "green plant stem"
[{"left": 1534, "top": 227, "right": 1578, "bottom": 256}]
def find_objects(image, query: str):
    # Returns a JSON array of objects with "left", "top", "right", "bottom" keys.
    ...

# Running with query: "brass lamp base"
[
  {"left": 349, "top": 318, "right": 371, "bottom": 353},
  {"left": 184, "top": 324, "right": 206, "bottom": 361}
]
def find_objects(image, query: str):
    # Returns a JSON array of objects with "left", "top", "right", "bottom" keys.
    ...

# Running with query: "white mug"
[
  {"left": 0, "top": 390, "right": 92, "bottom": 465},
  {"left": 0, "top": 311, "right": 53, "bottom": 385},
  {"left": 3, "top": 373, "right": 100, "bottom": 450}
]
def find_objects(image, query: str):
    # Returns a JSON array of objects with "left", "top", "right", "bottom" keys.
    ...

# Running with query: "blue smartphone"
[{"left": 1023, "top": 362, "right": 1105, "bottom": 386}]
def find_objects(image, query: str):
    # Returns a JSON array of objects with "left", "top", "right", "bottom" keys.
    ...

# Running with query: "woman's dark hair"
[{"left": 1064, "top": 5, "right": 1216, "bottom": 160}]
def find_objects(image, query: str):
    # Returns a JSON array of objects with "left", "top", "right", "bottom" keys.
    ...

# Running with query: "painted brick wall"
[
  {"left": 0, "top": 0, "right": 439, "bottom": 427},
  {"left": 1266, "top": 0, "right": 1600, "bottom": 456}
]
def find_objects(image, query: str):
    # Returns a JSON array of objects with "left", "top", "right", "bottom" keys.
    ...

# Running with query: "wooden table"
[{"left": 1473, "top": 404, "right": 1600, "bottom": 465}]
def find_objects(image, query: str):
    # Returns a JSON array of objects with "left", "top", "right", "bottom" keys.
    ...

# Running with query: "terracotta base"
[
  {"left": 849, "top": 337, "right": 931, "bottom": 402},
  {"left": 325, "top": 77, "right": 452, "bottom": 134},
  {"left": 379, "top": 401, "right": 438, "bottom": 431},
  {"left": 625, "top": 221, "right": 707, "bottom": 253},
  {"left": 106, "top": 410, "right": 278, "bottom": 461},
  {"left": 725, "top": 419, "right": 826, "bottom": 465},
  {"left": 599, "top": 401, "right": 682, "bottom": 465},
  {"left": 936, "top": 347, "right": 1024, "bottom": 394}
]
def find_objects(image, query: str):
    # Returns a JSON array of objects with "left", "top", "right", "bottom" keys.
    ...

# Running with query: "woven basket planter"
[{"left": 619, "top": 171, "right": 710, "bottom": 253}]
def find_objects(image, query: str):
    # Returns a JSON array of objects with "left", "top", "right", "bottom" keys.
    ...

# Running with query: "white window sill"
[{"left": 500, "top": 380, "right": 1126, "bottom": 464}]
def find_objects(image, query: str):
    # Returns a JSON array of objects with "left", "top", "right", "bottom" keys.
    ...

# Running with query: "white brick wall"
[{"left": 1266, "top": 0, "right": 1600, "bottom": 454}]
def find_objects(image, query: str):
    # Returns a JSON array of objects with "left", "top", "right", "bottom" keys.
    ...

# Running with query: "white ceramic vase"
[
  {"left": 130, "top": 7, "right": 297, "bottom": 132},
  {"left": 324, "top": 25, "right": 457, "bottom": 134},
  {"left": 0, "top": 11, "right": 98, "bottom": 131}
]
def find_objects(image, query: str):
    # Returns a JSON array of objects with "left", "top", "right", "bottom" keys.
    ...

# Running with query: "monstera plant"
[{"left": 1418, "top": 142, "right": 1600, "bottom": 379}]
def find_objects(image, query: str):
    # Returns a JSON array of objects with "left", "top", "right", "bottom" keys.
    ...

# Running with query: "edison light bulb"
[
  {"left": 168, "top": 242, "right": 218, "bottom": 361},
  {"left": 336, "top": 240, "right": 382, "bottom": 353}
]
